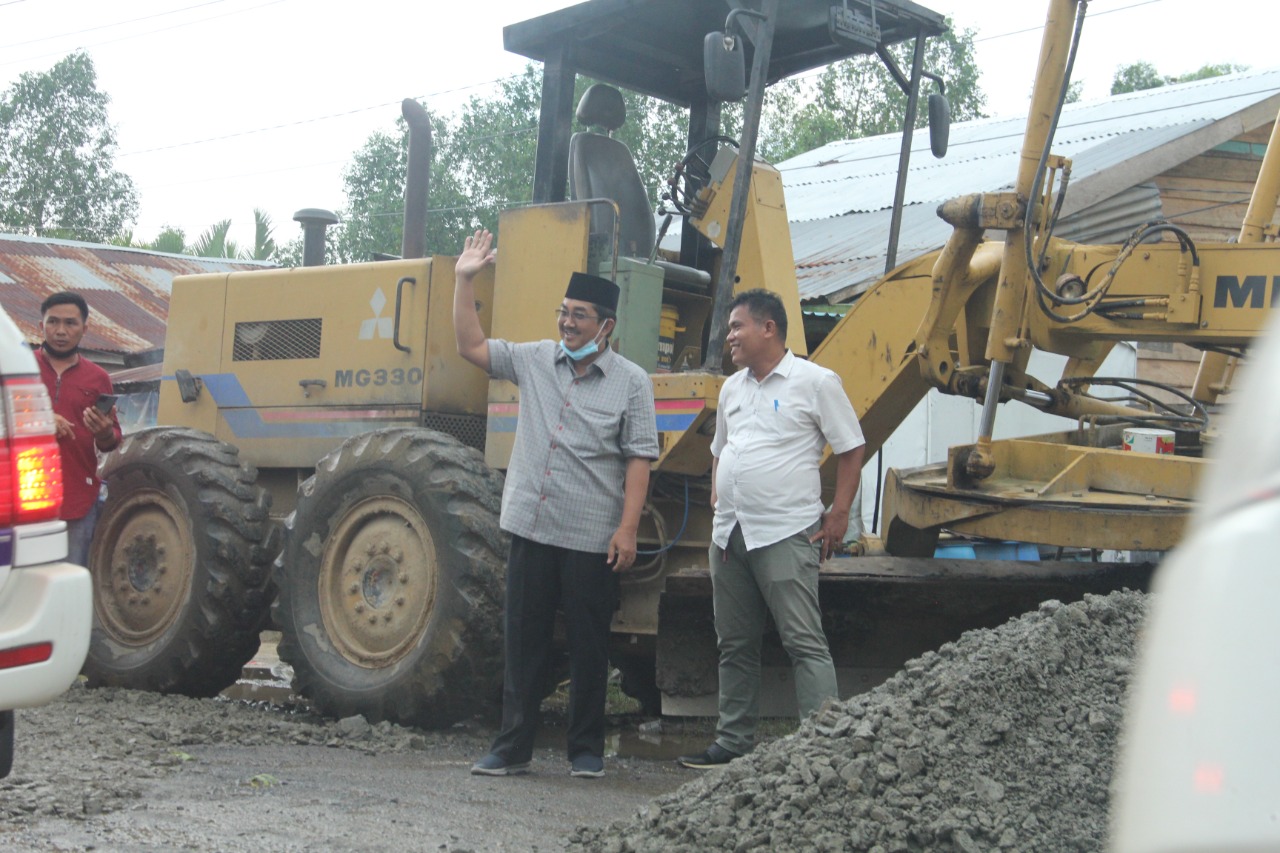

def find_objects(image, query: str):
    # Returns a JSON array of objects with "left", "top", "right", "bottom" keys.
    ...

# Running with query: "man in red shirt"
[{"left": 35, "top": 292, "right": 122, "bottom": 568}]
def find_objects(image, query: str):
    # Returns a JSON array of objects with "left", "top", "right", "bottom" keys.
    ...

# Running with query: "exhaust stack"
[{"left": 401, "top": 98, "right": 432, "bottom": 260}]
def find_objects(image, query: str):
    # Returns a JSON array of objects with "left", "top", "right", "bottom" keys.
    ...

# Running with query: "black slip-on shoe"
[
  {"left": 570, "top": 754, "right": 605, "bottom": 778},
  {"left": 470, "top": 753, "right": 531, "bottom": 776},
  {"left": 677, "top": 742, "right": 741, "bottom": 769}
]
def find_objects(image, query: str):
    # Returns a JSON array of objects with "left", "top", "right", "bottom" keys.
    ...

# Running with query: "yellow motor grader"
[{"left": 85, "top": 0, "right": 1278, "bottom": 723}]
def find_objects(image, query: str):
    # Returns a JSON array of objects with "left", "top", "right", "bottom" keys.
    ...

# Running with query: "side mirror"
[
  {"left": 174, "top": 369, "right": 202, "bottom": 403},
  {"left": 928, "top": 92, "right": 950, "bottom": 158},
  {"left": 704, "top": 32, "right": 747, "bottom": 101}
]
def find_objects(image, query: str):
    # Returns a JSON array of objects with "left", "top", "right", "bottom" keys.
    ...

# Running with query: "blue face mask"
[{"left": 559, "top": 325, "right": 607, "bottom": 361}]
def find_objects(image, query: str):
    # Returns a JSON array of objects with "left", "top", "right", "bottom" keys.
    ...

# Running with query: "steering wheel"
[{"left": 664, "top": 135, "right": 739, "bottom": 215}]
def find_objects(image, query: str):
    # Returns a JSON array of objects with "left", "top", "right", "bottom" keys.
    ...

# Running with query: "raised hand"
[{"left": 456, "top": 229, "right": 496, "bottom": 281}]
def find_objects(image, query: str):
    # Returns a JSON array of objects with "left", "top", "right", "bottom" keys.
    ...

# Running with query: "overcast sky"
[{"left": 1, "top": 0, "right": 1274, "bottom": 252}]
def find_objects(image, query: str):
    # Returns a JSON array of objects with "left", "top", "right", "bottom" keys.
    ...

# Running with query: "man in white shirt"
[{"left": 679, "top": 289, "right": 865, "bottom": 768}]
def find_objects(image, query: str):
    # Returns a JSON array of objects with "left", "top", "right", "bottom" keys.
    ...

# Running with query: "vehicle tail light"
[
  {"left": 0, "top": 375, "right": 63, "bottom": 525},
  {"left": 0, "top": 641, "right": 54, "bottom": 670}
]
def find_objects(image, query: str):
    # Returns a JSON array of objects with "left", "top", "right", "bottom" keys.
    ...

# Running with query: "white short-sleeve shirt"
[{"left": 711, "top": 350, "right": 865, "bottom": 550}]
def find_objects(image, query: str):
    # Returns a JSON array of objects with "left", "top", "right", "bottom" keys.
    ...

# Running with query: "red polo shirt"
[{"left": 35, "top": 348, "right": 123, "bottom": 521}]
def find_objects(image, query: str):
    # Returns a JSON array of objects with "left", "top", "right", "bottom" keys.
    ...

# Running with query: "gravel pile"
[{"left": 569, "top": 590, "right": 1147, "bottom": 853}]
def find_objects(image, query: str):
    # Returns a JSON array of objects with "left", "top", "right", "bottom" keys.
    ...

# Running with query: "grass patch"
[{"left": 540, "top": 672, "right": 642, "bottom": 716}]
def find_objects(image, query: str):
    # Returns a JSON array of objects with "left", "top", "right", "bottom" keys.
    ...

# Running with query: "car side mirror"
[
  {"left": 928, "top": 92, "right": 950, "bottom": 158},
  {"left": 704, "top": 32, "right": 747, "bottom": 101}
]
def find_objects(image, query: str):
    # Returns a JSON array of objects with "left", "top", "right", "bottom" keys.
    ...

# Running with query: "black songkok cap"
[{"left": 565, "top": 271, "right": 619, "bottom": 312}]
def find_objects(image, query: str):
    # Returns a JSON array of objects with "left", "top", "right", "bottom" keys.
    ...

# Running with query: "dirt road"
[{"left": 1, "top": 681, "right": 690, "bottom": 852}]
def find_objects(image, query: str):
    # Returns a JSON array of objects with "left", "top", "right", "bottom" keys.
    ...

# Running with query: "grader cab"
[{"left": 85, "top": 0, "right": 1278, "bottom": 724}]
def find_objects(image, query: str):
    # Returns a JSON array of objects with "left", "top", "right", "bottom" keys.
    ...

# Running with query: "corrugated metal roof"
[
  {"left": 109, "top": 360, "right": 163, "bottom": 390},
  {"left": 779, "top": 67, "right": 1280, "bottom": 301},
  {"left": 1056, "top": 184, "right": 1166, "bottom": 245},
  {"left": 0, "top": 233, "right": 273, "bottom": 354}
]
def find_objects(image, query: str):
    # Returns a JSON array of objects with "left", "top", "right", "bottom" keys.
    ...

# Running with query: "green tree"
[
  {"left": 110, "top": 225, "right": 185, "bottom": 254},
  {"left": 0, "top": 52, "right": 138, "bottom": 241},
  {"left": 1175, "top": 62, "right": 1248, "bottom": 83},
  {"left": 1111, "top": 61, "right": 1247, "bottom": 95},
  {"left": 118, "top": 210, "right": 275, "bottom": 259},
  {"left": 309, "top": 23, "right": 983, "bottom": 264},
  {"left": 147, "top": 227, "right": 187, "bottom": 255},
  {"left": 189, "top": 219, "right": 235, "bottom": 258},
  {"left": 305, "top": 111, "right": 475, "bottom": 266},
  {"left": 1111, "top": 61, "right": 1167, "bottom": 94},
  {"left": 313, "top": 68, "right": 689, "bottom": 265},
  {"left": 756, "top": 21, "right": 986, "bottom": 162},
  {"left": 249, "top": 209, "right": 277, "bottom": 260},
  {"left": 185, "top": 210, "right": 277, "bottom": 259}
]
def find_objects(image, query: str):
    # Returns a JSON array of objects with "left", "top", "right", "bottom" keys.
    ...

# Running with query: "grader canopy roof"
[{"left": 503, "top": 0, "right": 948, "bottom": 107}]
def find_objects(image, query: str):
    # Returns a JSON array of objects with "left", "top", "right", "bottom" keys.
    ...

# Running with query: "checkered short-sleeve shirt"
[{"left": 488, "top": 339, "right": 659, "bottom": 553}]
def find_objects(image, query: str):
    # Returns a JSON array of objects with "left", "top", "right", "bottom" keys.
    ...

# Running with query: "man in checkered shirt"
[{"left": 453, "top": 229, "right": 658, "bottom": 780}]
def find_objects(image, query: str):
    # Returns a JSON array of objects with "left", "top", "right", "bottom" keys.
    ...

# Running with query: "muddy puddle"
[{"left": 220, "top": 633, "right": 718, "bottom": 762}]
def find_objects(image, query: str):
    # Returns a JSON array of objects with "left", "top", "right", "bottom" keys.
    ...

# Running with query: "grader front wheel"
[
  {"left": 275, "top": 428, "right": 507, "bottom": 729},
  {"left": 84, "top": 428, "right": 277, "bottom": 696},
  {"left": 317, "top": 495, "right": 438, "bottom": 671}
]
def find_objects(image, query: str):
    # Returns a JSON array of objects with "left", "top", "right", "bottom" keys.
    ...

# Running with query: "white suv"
[{"left": 0, "top": 306, "right": 91, "bottom": 778}]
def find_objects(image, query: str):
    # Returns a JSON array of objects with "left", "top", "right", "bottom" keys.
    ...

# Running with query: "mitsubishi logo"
[{"left": 359, "top": 288, "right": 393, "bottom": 340}]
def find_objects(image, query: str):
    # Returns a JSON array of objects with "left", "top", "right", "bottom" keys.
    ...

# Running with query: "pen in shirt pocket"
[{"left": 773, "top": 399, "right": 779, "bottom": 412}]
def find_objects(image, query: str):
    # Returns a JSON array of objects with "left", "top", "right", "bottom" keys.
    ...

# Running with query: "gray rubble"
[
  {"left": 569, "top": 590, "right": 1147, "bottom": 853},
  {"left": 1, "top": 685, "right": 435, "bottom": 825}
]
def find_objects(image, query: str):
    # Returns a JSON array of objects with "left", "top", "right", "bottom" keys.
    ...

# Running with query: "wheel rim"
[
  {"left": 93, "top": 488, "right": 196, "bottom": 645},
  {"left": 318, "top": 495, "right": 439, "bottom": 668}
]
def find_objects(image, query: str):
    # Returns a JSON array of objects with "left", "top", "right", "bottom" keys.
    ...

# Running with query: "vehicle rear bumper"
[{"left": 0, "top": 562, "right": 92, "bottom": 710}]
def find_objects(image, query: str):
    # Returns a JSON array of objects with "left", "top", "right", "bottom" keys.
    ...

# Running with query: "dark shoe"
[
  {"left": 569, "top": 754, "right": 605, "bottom": 778},
  {"left": 470, "top": 753, "right": 531, "bottom": 776},
  {"left": 677, "top": 742, "right": 740, "bottom": 769}
]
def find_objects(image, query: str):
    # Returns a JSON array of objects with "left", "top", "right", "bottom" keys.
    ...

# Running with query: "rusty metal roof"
[{"left": 0, "top": 233, "right": 273, "bottom": 354}]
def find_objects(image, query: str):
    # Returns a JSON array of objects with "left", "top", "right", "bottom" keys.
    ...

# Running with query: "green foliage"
[
  {"left": 312, "top": 66, "right": 690, "bottom": 264},
  {"left": 449, "top": 67, "right": 542, "bottom": 231},
  {"left": 1110, "top": 61, "right": 1166, "bottom": 95},
  {"left": 0, "top": 52, "right": 139, "bottom": 241},
  {"left": 117, "top": 214, "right": 274, "bottom": 260},
  {"left": 611, "top": 90, "right": 690, "bottom": 207},
  {"left": 250, "top": 208, "right": 277, "bottom": 261},
  {"left": 189, "top": 219, "right": 235, "bottom": 259},
  {"left": 147, "top": 226, "right": 187, "bottom": 255},
  {"left": 1111, "top": 61, "right": 1247, "bottom": 95},
  {"left": 323, "top": 109, "right": 476, "bottom": 264},
  {"left": 1176, "top": 63, "right": 1248, "bottom": 83},
  {"left": 307, "top": 23, "right": 985, "bottom": 263},
  {"left": 756, "top": 21, "right": 986, "bottom": 162}
]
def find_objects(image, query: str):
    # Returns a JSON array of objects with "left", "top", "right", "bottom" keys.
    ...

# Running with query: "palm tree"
[
  {"left": 249, "top": 208, "right": 276, "bottom": 260},
  {"left": 113, "top": 209, "right": 278, "bottom": 260},
  {"left": 189, "top": 219, "right": 236, "bottom": 258}
]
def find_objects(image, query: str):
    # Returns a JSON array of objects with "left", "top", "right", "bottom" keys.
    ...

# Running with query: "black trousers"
[{"left": 489, "top": 534, "right": 618, "bottom": 763}]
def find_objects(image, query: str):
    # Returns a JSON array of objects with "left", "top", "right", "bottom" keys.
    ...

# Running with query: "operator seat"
[
  {"left": 568, "top": 83, "right": 656, "bottom": 258},
  {"left": 568, "top": 84, "right": 710, "bottom": 291}
]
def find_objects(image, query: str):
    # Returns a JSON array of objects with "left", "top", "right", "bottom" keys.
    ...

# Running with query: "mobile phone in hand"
[{"left": 94, "top": 393, "right": 118, "bottom": 414}]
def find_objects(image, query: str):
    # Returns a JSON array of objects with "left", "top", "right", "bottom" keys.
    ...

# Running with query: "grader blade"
[
  {"left": 881, "top": 432, "right": 1205, "bottom": 557},
  {"left": 655, "top": 557, "right": 1154, "bottom": 716}
]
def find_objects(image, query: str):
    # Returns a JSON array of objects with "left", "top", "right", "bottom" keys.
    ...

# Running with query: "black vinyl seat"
[{"left": 568, "top": 84, "right": 711, "bottom": 290}]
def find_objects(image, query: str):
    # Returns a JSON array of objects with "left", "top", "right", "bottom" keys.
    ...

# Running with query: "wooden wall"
[{"left": 1152, "top": 122, "right": 1275, "bottom": 243}]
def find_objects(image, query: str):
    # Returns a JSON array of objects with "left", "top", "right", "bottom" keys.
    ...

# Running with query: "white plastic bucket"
[{"left": 1122, "top": 427, "right": 1175, "bottom": 454}]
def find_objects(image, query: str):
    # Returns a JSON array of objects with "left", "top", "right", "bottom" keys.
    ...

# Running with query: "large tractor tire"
[
  {"left": 274, "top": 428, "right": 507, "bottom": 729},
  {"left": 84, "top": 427, "right": 277, "bottom": 696}
]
